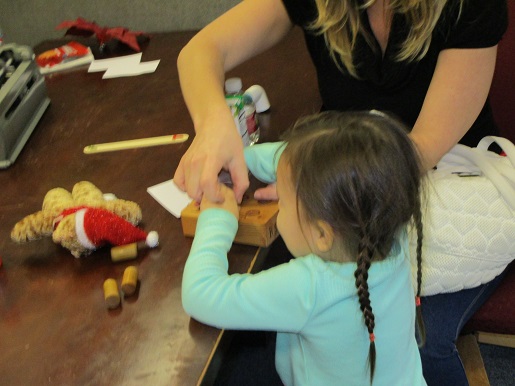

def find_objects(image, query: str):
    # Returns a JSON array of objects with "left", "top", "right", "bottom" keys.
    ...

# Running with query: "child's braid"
[
  {"left": 354, "top": 233, "right": 376, "bottom": 384},
  {"left": 413, "top": 193, "right": 426, "bottom": 345}
]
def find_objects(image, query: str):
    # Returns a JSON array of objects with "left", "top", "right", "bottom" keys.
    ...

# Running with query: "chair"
[
  {"left": 456, "top": 2, "right": 515, "bottom": 385},
  {"left": 489, "top": 3, "right": 515, "bottom": 143}
]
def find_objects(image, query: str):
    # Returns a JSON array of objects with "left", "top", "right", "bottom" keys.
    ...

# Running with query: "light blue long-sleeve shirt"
[{"left": 182, "top": 143, "right": 425, "bottom": 386}]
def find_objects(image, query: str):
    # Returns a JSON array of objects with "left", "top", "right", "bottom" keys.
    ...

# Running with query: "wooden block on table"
[{"left": 181, "top": 198, "right": 279, "bottom": 247}]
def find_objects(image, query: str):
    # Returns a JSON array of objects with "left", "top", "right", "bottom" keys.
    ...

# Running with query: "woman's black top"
[{"left": 281, "top": 0, "right": 508, "bottom": 146}]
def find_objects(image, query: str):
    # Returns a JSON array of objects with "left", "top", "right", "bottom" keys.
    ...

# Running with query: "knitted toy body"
[{"left": 11, "top": 181, "right": 157, "bottom": 257}]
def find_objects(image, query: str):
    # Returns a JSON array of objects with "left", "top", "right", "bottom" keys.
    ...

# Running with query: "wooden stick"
[{"left": 83, "top": 134, "right": 189, "bottom": 154}]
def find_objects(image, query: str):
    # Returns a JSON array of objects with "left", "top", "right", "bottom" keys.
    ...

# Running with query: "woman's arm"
[
  {"left": 174, "top": 0, "right": 293, "bottom": 203},
  {"left": 410, "top": 45, "right": 498, "bottom": 170}
]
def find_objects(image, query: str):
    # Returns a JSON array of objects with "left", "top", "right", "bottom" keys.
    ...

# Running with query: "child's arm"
[
  {"left": 244, "top": 142, "right": 285, "bottom": 184},
  {"left": 182, "top": 186, "right": 314, "bottom": 332},
  {"left": 182, "top": 223, "right": 314, "bottom": 331}
]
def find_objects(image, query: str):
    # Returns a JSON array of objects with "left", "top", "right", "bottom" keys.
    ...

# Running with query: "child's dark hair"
[{"left": 280, "top": 110, "right": 425, "bottom": 383}]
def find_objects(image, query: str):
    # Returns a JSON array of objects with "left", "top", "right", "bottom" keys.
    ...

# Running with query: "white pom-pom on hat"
[{"left": 146, "top": 231, "right": 159, "bottom": 248}]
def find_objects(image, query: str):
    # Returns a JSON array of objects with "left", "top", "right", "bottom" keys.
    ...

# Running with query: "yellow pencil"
[{"left": 83, "top": 134, "right": 189, "bottom": 154}]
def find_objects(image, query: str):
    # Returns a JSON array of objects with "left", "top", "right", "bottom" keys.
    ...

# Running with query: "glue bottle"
[
  {"left": 225, "top": 77, "right": 262, "bottom": 145},
  {"left": 244, "top": 84, "right": 271, "bottom": 140},
  {"left": 225, "top": 77, "right": 250, "bottom": 147}
]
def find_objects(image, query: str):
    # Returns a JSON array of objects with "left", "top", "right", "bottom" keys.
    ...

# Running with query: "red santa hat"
[{"left": 73, "top": 207, "right": 159, "bottom": 250}]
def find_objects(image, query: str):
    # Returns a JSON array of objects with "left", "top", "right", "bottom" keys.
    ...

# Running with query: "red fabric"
[
  {"left": 490, "top": 1, "right": 515, "bottom": 142},
  {"left": 464, "top": 262, "right": 515, "bottom": 335},
  {"left": 465, "top": 0, "right": 515, "bottom": 337},
  {"left": 83, "top": 208, "right": 148, "bottom": 246},
  {"left": 56, "top": 17, "right": 148, "bottom": 52}
]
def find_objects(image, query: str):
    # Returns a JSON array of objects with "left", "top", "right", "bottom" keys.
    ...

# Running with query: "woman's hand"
[
  {"left": 174, "top": 0, "right": 292, "bottom": 204},
  {"left": 200, "top": 183, "right": 240, "bottom": 219},
  {"left": 174, "top": 110, "right": 250, "bottom": 204}
]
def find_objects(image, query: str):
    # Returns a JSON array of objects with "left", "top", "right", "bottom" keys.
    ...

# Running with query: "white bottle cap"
[
  {"left": 225, "top": 77, "right": 243, "bottom": 94},
  {"left": 244, "top": 85, "right": 271, "bottom": 113}
]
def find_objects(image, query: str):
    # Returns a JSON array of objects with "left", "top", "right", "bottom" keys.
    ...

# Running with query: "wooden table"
[{"left": 0, "top": 29, "right": 320, "bottom": 385}]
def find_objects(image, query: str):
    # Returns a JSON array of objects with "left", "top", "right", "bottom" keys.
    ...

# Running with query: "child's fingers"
[
  {"left": 254, "top": 184, "right": 278, "bottom": 201},
  {"left": 201, "top": 184, "right": 239, "bottom": 219},
  {"left": 228, "top": 158, "right": 250, "bottom": 204}
]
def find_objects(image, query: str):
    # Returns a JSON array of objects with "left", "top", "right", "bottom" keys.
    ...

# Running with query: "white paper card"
[
  {"left": 88, "top": 53, "right": 142, "bottom": 72},
  {"left": 102, "top": 60, "right": 160, "bottom": 79},
  {"left": 147, "top": 179, "right": 192, "bottom": 218}
]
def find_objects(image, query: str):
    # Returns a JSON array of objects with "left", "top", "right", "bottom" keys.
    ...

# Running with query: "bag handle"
[
  {"left": 448, "top": 136, "right": 515, "bottom": 210},
  {"left": 477, "top": 136, "right": 515, "bottom": 166},
  {"left": 476, "top": 136, "right": 515, "bottom": 183}
]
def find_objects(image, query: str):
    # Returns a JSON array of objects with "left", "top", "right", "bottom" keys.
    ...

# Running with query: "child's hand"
[
  {"left": 200, "top": 183, "right": 240, "bottom": 219},
  {"left": 254, "top": 183, "right": 278, "bottom": 201}
]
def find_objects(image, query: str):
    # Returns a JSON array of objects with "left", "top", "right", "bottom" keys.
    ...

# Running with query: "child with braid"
[{"left": 182, "top": 110, "right": 426, "bottom": 385}]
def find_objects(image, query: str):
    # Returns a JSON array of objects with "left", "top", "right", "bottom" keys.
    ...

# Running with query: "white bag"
[{"left": 409, "top": 136, "right": 515, "bottom": 296}]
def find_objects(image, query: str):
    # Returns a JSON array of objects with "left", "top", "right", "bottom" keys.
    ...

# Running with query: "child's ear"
[{"left": 312, "top": 220, "right": 334, "bottom": 253}]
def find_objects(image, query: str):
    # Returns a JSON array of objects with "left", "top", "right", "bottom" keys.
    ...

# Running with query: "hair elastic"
[
  {"left": 369, "top": 333, "right": 375, "bottom": 342},
  {"left": 415, "top": 296, "right": 421, "bottom": 307}
]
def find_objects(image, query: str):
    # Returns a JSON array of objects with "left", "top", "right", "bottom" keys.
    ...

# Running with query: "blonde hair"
[{"left": 309, "top": 0, "right": 463, "bottom": 77}]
